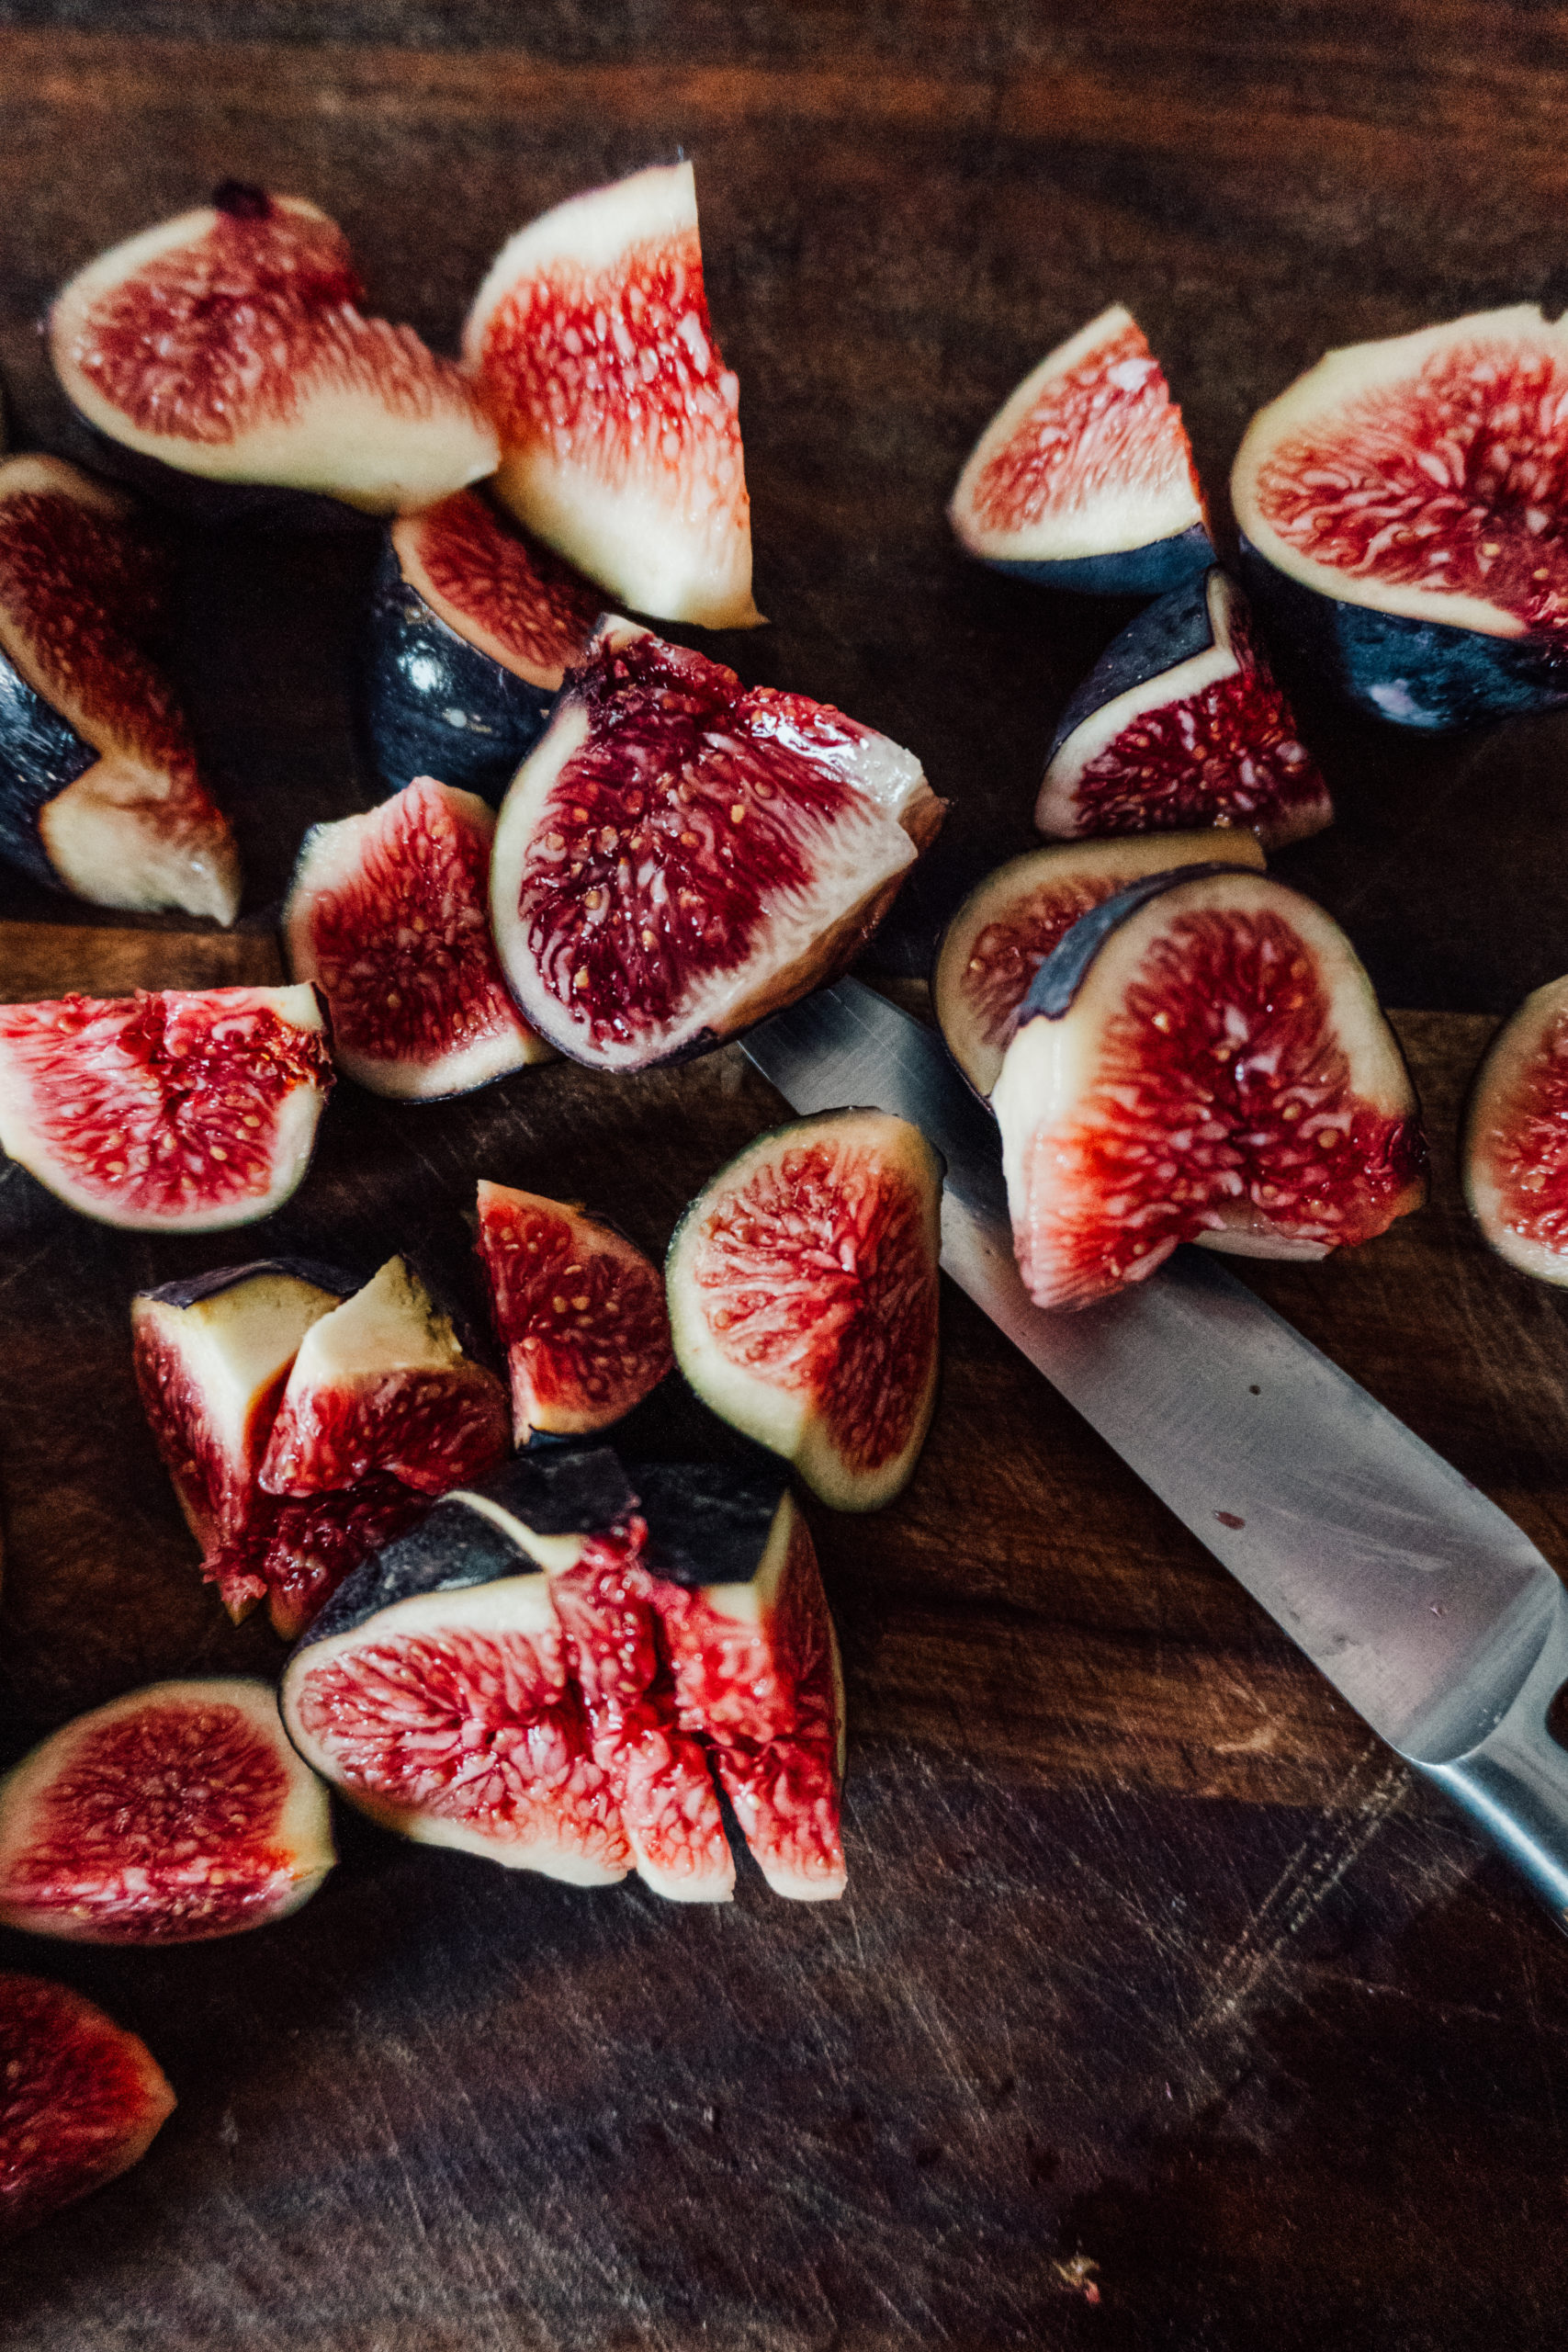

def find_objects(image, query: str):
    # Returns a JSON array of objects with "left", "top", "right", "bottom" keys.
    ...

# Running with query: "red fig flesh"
[
  {"left": 490, "top": 618, "right": 942, "bottom": 1071},
  {"left": 282, "top": 776, "right": 550, "bottom": 1099},
  {"left": 1463, "top": 975, "right": 1568, "bottom": 1283},
  {"left": 465, "top": 163, "right": 760, "bottom": 629},
  {"left": 0, "top": 983, "right": 333, "bottom": 1229},
  {"left": 391, "top": 491, "right": 603, "bottom": 694},
  {"left": 0, "top": 1973, "right": 175, "bottom": 2237},
  {"left": 0, "top": 1680, "right": 334, "bottom": 1944}
]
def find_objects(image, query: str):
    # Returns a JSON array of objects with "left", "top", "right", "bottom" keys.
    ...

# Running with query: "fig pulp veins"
[{"left": 0, "top": 1973, "right": 175, "bottom": 2236}]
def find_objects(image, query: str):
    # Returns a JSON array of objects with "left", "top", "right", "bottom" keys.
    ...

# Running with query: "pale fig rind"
[{"left": 1462, "top": 975, "right": 1568, "bottom": 1283}]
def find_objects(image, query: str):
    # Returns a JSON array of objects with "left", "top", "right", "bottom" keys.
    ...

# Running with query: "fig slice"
[
  {"left": 0, "top": 1679, "right": 334, "bottom": 1945},
  {"left": 259, "top": 1254, "right": 510, "bottom": 1499},
  {"left": 0, "top": 455, "right": 240, "bottom": 920},
  {"left": 465, "top": 161, "right": 759, "bottom": 630},
  {"left": 1462, "top": 975, "right": 1568, "bottom": 1283},
  {"left": 282, "top": 776, "right": 551, "bottom": 1099},
  {"left": 948, "top": 303, "right": 1212, "bottom": 594},
  {"left": 667, "top": 1109, "right": 944, "bottom": 1511},
  {"left": 490, "top": 616, "right": 942, "bottom": 1072},
  {"left": 991, "top": 865, "right": 1427, "bottom": 1312},
  {"left": 364, "top": 491, "right": 603, "bottom": 804},
  {"left": 0, "top": 983, "right": 333, "bottom": 1229},
  {"left": 51, "top": 186, "right": 497, "bottom": 516},
  {"left": 933, "top": 831, "right": 1267, "bottom": 1100},
  {"left": 475, "top": 1181, "right": 672, "bottom": 1443},
  {"left": 0, "top": 1973, "right": 175, "bottom": 2237},
  {"left": 1233, "top": 307, "right": 1568, "bottom": 729},
  {"left": 1035, "top": 568, "right": 1332, "bottom": 849}
]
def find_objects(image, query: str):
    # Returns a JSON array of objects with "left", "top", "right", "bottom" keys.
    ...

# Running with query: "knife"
[{"left": 741, "top": 977, "right": 1568, "bottom": 1926}]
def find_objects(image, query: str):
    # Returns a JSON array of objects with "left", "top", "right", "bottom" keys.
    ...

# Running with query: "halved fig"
[
  {"left": 1234, "top": 307, "right": 1568, "bottom": 729},
  {"left": 0, "top": 1973, "right": 175, "bottom": 2237},
  {"left": 51, "top": 184, "right": 497, "bottom": 516},
  {"left": 475, "top": 1181, "right": 672, "bottom": 1442},
  {"left": 0, "top": 983, "right": 333, "bottom": 1229},
  {"left": 282, "top": 776, "right": 550, "bottom": 1099},
  {"left": 991, "top": 865, "right": 1427, "bottom": 1311},
  {"left": 490, "top": 617, "right": 942, "bottom": 1071},
  {"left": 259, "top": 1254, "right": 510, "bottom": 1498},
  {"left": 933, "top": 831, "right": 1267, "bottom": 1100},
  {"left": 949, "top": 304, "right": 1212, "bottom": 594},
  {"left": 464, "top": 162, "right": 761, "bottom": 629},
  {"left": 1035, "top": 568, "right": 1332, "bottom": 847},
  {"left": 1462, "top": 975, "right": 1568, "bottom": 1282},
  {"left": 0, "top": 1679, "right": 334, "bottom": 1944},
  {"left": 363, "top": 490, "right": 603, "bottom": 803},
  {"left": 667, "top": 1110, "right": 943, "bottom": 1510},
  {"left": 0, "top": 456, "right": 240, "bottom": 920},
  {"left": 217, "top": 1473, "right": 432, "bottom": 1645}
]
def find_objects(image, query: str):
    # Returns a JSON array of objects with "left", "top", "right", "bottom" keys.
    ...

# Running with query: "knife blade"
[{"left": 741, "top": 978, "right": 1568, "bottom": 1924}]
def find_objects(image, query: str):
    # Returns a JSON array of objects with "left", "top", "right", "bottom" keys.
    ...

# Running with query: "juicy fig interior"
[
  {"left": 394, "top": 492, "right": 603, "bottom": 690},
  {"left": 0, "top": 1974, "right": 175, "bottom": 2238},
  {"left": 1463, "top": 975, "right": 1568, "bottom": 1282}
]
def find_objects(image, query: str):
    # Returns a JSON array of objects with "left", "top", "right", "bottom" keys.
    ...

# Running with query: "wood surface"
[{"left": 2, "top": 7, "right": 1568, "bottom": 2350}]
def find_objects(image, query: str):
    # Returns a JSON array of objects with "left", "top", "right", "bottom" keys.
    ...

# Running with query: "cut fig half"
[
  {"left": 1234, "top": 307, "right": 1568, "bottom": 729},
  {"left": 0, "top": 1973, "right": 175, "bottom": 2237},
  {"left": 476, "top": 1181, "right": 672, "bottom": 1442},
  {"left": 1035, "top": 568, "right": 1332, "bottom": 848},
  {"left": 465, "top": 162, "right": 761, "bottom": 629},
  {"left": 1462, "top": 975, "right": 1568, "bottom": 1283},
  {"left": 0, "top": 1679, "right": 334, "bottom": 1945},
  {"left": 948, "top": 304, "right": 1212, "bottom": 594},
  {"left": 0, "top": 983, "right": 333, "bottom": 1229},
  {"left": 991, "top": 866, "right": 1427, "bottom": 1311},
  {"left": 363, "top": 491, "right": 604, "bottom": 804},
  {"left": 282, "top": 776, "right": 551, "bottom": 1099},
  {"left": 0, "top": 455, "right": 240, "bottom": 920},
  {"left": 933, "top": 830, "right": 1267, "bottom": 1100},
  {"left": 51, "top": 186, "right": 498, "bottom": 516},
  {"left": 490, "top": 616, "right": 942, "bottom": 1071},
  {"left": 667, "top": 1109, "right": 943, "bottom": 1510},
  {"left": 259, "top": 1254, "right": 510, "bottom": 1498}
]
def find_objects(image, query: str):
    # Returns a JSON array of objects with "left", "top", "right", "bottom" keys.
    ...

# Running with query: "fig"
[
  {"left": 282, "top": 776, "right": 550, "bottom": 1099},
  {"left": 1462, "top": 975, "right": 1568, "bottom": 1283},
  {"left": 0, "top": 1679, "right": 334, "bottom": 1944},
  {"left": 475, "top": 1181, "right": 672, "bottom": 1443},
  {"left": 1035, "top": 568, "right": 1332, "bottom": 848},
  {"left": 0, "top": 1973, "right": 175, "bottom": 2237},
  {"left": 0, "top": 455, "right": 239, "bottom": 920},
  {"left": 0, "top": 983, "right": 333, "bottom": 1229},
  {"left": 490, "top": 616, "right": 942, "bottom": 1072},
  {"left": 1233, "top": 307, "right": 1568, "bottom": 729},
  {"left": 666, "top": 1109, "right": 944, "bottom": 1511},
  {"left": 51, "top": 184, "right": 497, "bottom": 518},
  {"left": 991, "top": 865, "right": 1427, "bottom": 1311},
  {"left": 464, "top": 161, "right": 761, "bottom": 629},
  {"left": 948, "top": 304, "right": 1212, "bottom": 594},
  {"left": 933, "top": 831, "right": 1268, "bottom": 1101},
  {"left": 217, "top": 1474, "right": 434, "bottom": 1645},
  {"left": 259, "top": 1253, "right": 510, "bottom": 1498},
  {"left": 363, "top": 490, "right": 603, "bottom": 803}
]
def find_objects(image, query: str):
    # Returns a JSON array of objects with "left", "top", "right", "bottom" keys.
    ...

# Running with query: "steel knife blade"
[{"left": 741, "top": 978, "right": 1568, "bottom": 1923}]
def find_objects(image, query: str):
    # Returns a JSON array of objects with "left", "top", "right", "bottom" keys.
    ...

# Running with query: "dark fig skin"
[
  {"left": 984, "top": 521, "right": 1213, "bottom": 598},
  {"left": 139, "top": 1257, "right": 361, "bottom": 1314},
  {"left": 0, "top": 642, "right": 96, "bottom": 889}
]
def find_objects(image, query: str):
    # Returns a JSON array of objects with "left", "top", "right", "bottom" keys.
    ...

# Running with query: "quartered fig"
[
  {"left": 933, "top": 831, "right": 1267, "bottom": 1100},
  {"left": 490, "top": 616, "right": 942, "bottom": 1071},
  {"left": 475, "top": 1182, "right": 672, "bottom": 1442},
  {"left": 1234, "top": 307, "right": 1568, "bottom": 729},
  {"left": 949, "top": 303, "right": 1212, "bottom": 595},
  {"left": 363, "top": 490, "right": 603, "bottom": 803},
  {"left": 51, "top": 187, "right": 497, "bottom": 518},
  {"left": 1463, "top": 975, "right": 1568, "bottom": 1283},
  {"left": 1035, "top": 568, "right": 1332, "bottom": 848},
  {"left": 0, "top": 984, "right": 333, "bottom": 1229},
  {"left": 0, "top": 1973, "right": 175, "bottom": 2237},
  {"left": 667, "top": 1109, "right": 944, "bottom": 1511},
  {"left": 992, "top": 865, "right": 1427, "bottom": 1311},
  {"left": 465, "top": 162, "right": 760, "bottom": 629},
  {"left": 0, "top": 456, "right": 239, "bottom": 919},
  {"left": 282, "top": 776, "right": 550, "bottom": 1099},
  {"left": 0, "top": 1679, "right": 334, "bottom": 1944}
]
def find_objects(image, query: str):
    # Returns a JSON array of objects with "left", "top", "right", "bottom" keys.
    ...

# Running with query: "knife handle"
[{"left": 1413, "top": 1581, "right": 1568, "bottom": 1928}]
